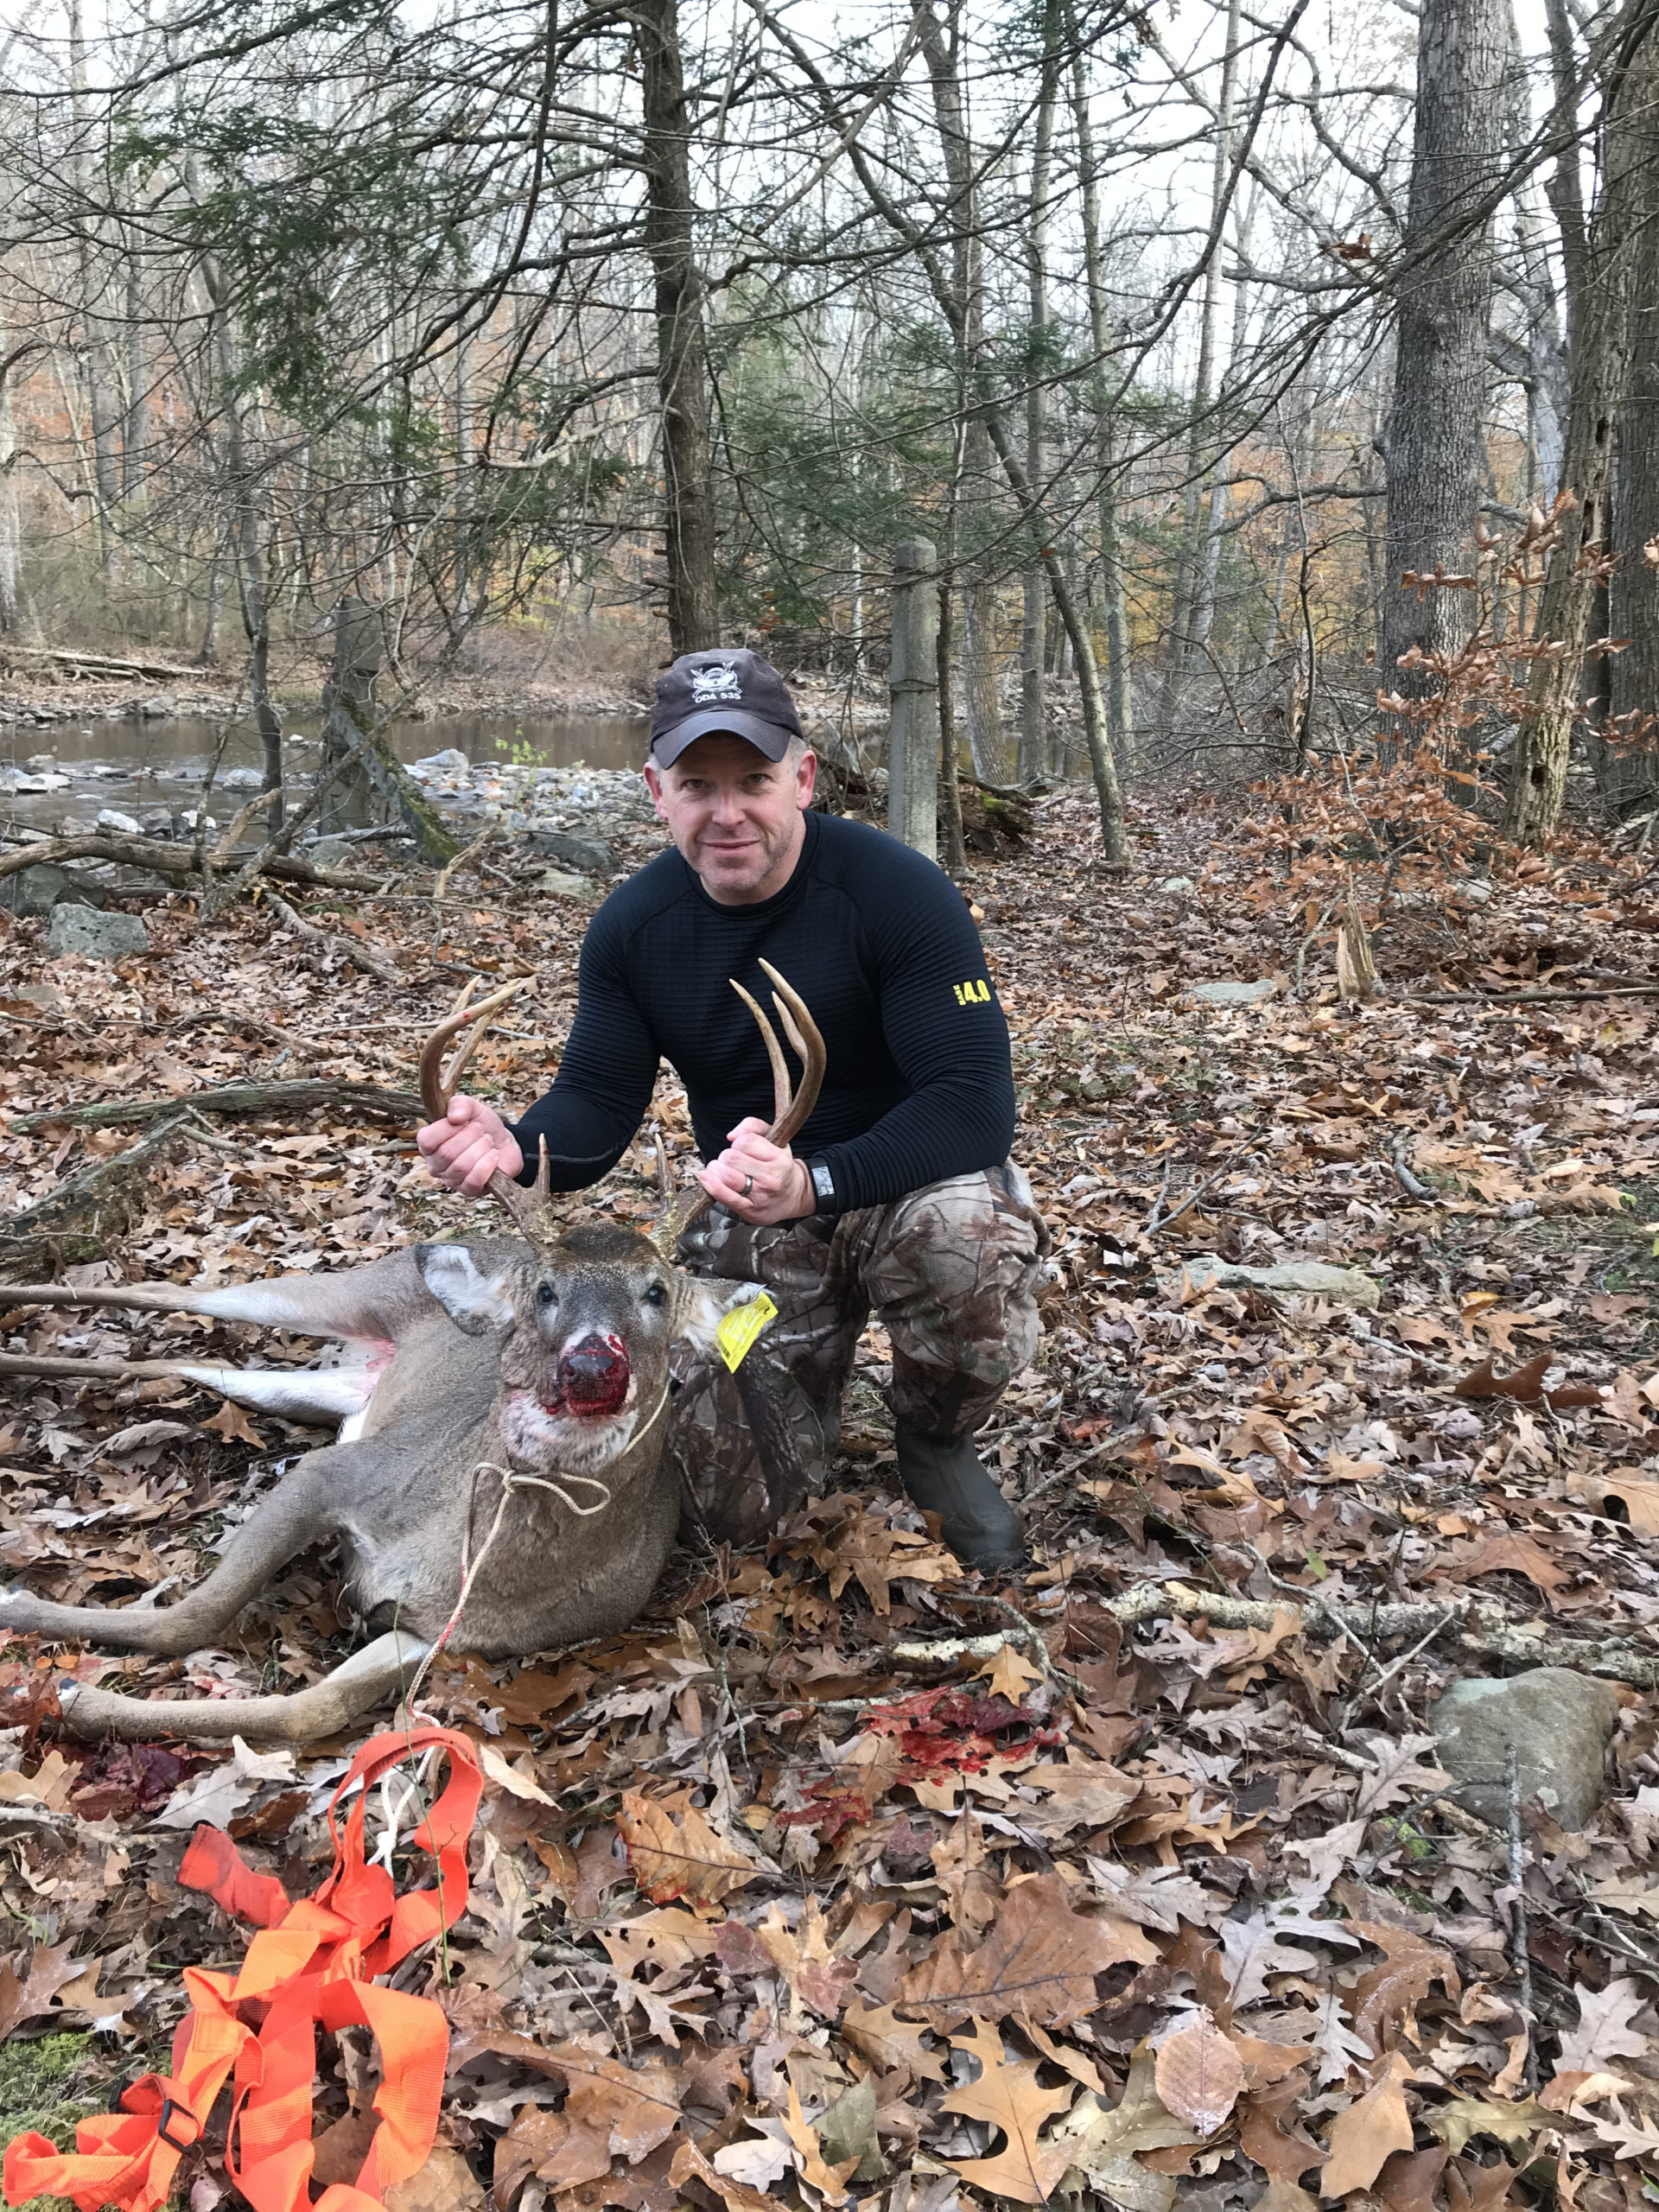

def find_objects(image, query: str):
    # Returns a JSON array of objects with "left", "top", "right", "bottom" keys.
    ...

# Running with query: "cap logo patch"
[{"left": 690, "top": 665, "right": 743, "bottom": 705}]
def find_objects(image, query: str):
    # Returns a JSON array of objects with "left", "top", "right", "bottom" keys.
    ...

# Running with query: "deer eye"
[
  {"left": 537, "top": 1283, "right": 557, "bottom": 1309},
  {"left": 644, "top": 1282, "right": 668, "bottom": 1306}
]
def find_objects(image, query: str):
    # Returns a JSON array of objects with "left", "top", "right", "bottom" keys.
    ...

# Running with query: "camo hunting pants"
[{"left": 666, "top": 1162, "right": 1048, "bottom": 1546}]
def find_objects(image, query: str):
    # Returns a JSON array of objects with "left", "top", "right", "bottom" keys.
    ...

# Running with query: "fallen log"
[
  {"left": 0, "top": 831, "right": 381, "bottom": 893},
  {"left": 3, "top": 1080, "right": 423, "bottom": 1135},
  {"left": 264, "top": 892, "right": 404, "bottom": 984},
  {"left": 0, "top": 1111, "right": 194, "bottom": 1264},
  {"left": 0, "top": 644, "right": 201, "bottom": 683},
  {"left": 893, "top": 1578, "right": 1659, "bottom": 1688}
]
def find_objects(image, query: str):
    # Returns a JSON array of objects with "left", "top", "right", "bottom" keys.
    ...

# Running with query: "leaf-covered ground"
[{"left": 3, "top": 789, "right": 1659, "bottom": 2212}]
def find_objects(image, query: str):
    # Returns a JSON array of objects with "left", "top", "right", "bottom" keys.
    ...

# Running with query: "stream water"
[{"left": 1, "top": 708, "right": 647, "bottom": 830}]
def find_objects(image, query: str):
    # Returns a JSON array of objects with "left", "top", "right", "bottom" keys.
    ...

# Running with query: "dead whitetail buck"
[{"left": 0, "top": 963, "right": 823, "bottom": 1743}]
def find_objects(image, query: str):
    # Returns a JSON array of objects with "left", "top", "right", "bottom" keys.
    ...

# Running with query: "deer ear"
[
  {"left": 673, "top": 1277, "right": 768, "bottom": 1356},
  {"left": 416, "top": 1243, "right": 519, "bottom": 1337}
]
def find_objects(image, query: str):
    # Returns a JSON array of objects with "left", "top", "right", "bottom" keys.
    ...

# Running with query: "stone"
[
  {"left": 1160, "top": 875, "right": 1195, "bottom": 893},
  {"left": 537, "top": 867, "right": 595, "bottom": 899},
  {"left": 6, "top": 982, "right": 67, "bottom": 1015},
  {"left": 529, "top": 827, "right": 613, "bottom": 873},
  {"left": 306, "top": 836, "right": 355, "bottom": 868},
  {"left": 0, "top": 863, "right": 107, "bottom": 918},
  {"left": 220, "top": 766, "right": 264, "bottom": 789},
  {"left": 1167, "top": 1259, "right": 1382, "bottom": 1311},
  {"left": 413, "top": 747, "right": 470, "bottom": 776},
  {"left": 47, "top": 905, "right": 149, "bottom": 959},
  {"left": 140, "top": 692, "right": 176, "bottom": 718},
  {"left": 95, "top": 808, "right": 143, "bottom": 835},
  {"left": 1433, "top": 1668, "right": 1619, "bottom": 1831},
  {"left": 1186, "top": 978, "right": 1278, "bottom": 1007}
]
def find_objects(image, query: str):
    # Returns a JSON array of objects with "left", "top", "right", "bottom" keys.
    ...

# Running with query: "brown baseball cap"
[{"left": 649, "top": 648, "right": 804, "bottom": 767}]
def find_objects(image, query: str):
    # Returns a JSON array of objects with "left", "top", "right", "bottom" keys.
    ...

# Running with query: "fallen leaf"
[
  {"left": 1424, "top": 2097, "right": 1552, "bottom": 2155},
  {"left": 1051, "top": 2039, "right": 1201, "bottom": 2212},
  {"left": 0, "top": 1942, "right": 92, "bottom": 2039},
  {"left": 153, "top": 1737, "right": 296, "bottom": 1830},
  {"left": 616, "top": 1790, "right": 759, "bottom": 1909},
  {"left": 900, "top": 1870, "right": 1155, "bottom": 2027},
  {"left": 476, "top": 1740, "right": 556, "bottom": 1805},
  {"left": 1154, "top": 2012, "right": 1244, "bottom": 2137},
  {"left": 1454, "top": 1354, "right": 1598, "bottom": 1410},
  {"left": 1566, "top": 1469, "right": 1659, "bottom": 1535},
  {"left": 940, "top": 2017, "right": 1077, "bottom": 2203},
  {"left": 0, "top": 1749, "right": 77, "bottom": 1813},
  {"left": 976, "top": 1641, "right": 1046, "bottom": 1701},
  {"left": 1440, "top": 1532, "right": 1567, "bottom": 1600},
  {"left": 1347, "top": 1921, "right": 1460, "bottom": 2050},
  {"left": 202, "top": 1396, "right": 264, "bottom": 1446},
  {"left": 780, "top": 2080, "right": 855, "bottom": 2202},
  {"left": 1319, "top": 2052, "right": 1415, "bottom": 2198},
  {"left": 1557, "top": 1979, "right": 1652, "bottom": 2073},
  {"left": 384, "top": 2145, "right": 484, "bottom": 2212},
  {"left": 841, "top": 1995, "right": 947, "bottom": 2082}
]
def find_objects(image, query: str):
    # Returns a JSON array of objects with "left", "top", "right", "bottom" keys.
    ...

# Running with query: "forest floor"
[{"left": 2, "top": 787, "right": 1659, "bottom": 2212}]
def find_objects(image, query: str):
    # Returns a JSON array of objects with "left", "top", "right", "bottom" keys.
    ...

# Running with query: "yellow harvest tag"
[{"left": 717, "top": 1293, "right": 778, "bottom": 1373}]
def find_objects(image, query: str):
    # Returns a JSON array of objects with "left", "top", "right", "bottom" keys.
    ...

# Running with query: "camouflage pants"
[{"left": 667, "top": 1162, "right": 1048, "bottom": 1546}]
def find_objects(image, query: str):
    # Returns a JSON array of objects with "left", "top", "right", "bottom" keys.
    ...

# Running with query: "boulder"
[
  {"left": 0, "top": 863, "right": 108, "bottom": 918},
  {"left": 220, "top": 766, "right": 265, "bottom": 789},
  {"left": 537, "top": 867, "right": 595, "bottom": 899},
  {"left": 413, "top": 747, "right": 470, "bottom": 776},
  {"left": 1187, "top": 978, "right": 1277, "bottom": 1007},
  {"left": 140, "top": 692, "right": 176, "bottom": 718},
  {"left": 1432, "top": 1668, "right": 1619, "bottom": 1831},
  {"left": 48, "top": 905, "right": 149, "bottom": 959},
  {"left": 306, "top": 836, "right": 356, "bottom": 868},
  {"left": 529, "top": 827, "right": 614, "bottom": 874},
  {"left": 95, "top": 808, "right": 143, "bottom": 835}
]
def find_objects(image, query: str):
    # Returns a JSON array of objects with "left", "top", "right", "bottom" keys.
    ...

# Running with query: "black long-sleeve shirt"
[{"left": 508, "top": 810, "right": 1014, "bottom": 1213}]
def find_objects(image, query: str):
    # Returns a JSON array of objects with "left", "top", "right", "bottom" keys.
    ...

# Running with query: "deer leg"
[
  {"left": 0, "top": 1248, "right": 442, "bottom": 1342},
  {"left": 56, "top": 1629, "right": 432, "bottom": 1745},
  {"left": 0, "top": 1450, "right": 341, "bottom": 1655},
  {"left": 0, "top": 1354, "right": 375, "bottom": 1425}
]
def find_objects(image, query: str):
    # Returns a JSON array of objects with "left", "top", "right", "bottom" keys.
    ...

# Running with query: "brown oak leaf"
[
  {"left": 615, "top": 1790, "right": 758, "bottom": 1909},
  {"left": 940, "top": 2018, "right": 1077, "bottom": 2206},
  {"left": 1319, "top": 2052, "right": 1415, "bottom": 2199},
  {"left": 900, "top": 1871, "right": 1155, "bottom": 2028}
]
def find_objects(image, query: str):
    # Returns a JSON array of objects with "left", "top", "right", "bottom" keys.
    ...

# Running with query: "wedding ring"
[{"left": 741, "top": 1173, "right": 755, "bottom": 1198}]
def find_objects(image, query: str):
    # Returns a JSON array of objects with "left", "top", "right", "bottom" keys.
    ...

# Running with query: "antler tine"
[
  {"left": 728, "top": 980, "right": 792, "bottom": 1124},
  {"left": 419, "top": 976, "right": 529, "bottom": 1122},
  {"left": 756, "top": 960, "right": 825, "bottom": 1143},
  {"left": 494, "top": 1135, "right": 559, "bottom": 1246},
  {"left": 651, "top": 963, "right": 823, "bottom": 1256}
]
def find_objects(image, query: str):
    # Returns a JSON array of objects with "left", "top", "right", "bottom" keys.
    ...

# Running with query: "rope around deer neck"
[{"left": 404, "top": 1382, "right": 673, "bottom": 1709}]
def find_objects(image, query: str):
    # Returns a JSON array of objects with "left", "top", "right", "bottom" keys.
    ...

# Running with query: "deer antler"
[
  {"left": 652, "top": 961, "right": 826, "bottom": 1253},
  {"left": 420, "top": 977, "right": 564, "bottom": 1247}
]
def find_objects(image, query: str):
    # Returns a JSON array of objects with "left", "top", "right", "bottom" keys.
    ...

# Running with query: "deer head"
[{"left": 413, "top": 963, "right": 825, "bottom": 1476}]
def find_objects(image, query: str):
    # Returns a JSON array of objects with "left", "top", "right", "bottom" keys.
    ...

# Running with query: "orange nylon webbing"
[{"left": 3, "top": 1726, "right": 481, "bottom": 2212}]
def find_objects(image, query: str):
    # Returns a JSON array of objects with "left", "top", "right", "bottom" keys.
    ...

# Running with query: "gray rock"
[
  {"left": 1160, "top": 874, "right": 1195, "bottom": 893},
  {"left": 1187, "top": 978, "right": 1278, "bottom": 1007},
  {"left": 0, "top": 863, "right": 108, "bottom": 917},
  {"left": 220, "top": 766, "right": 265, "bottom": 789},
  {"left": 96, "top": 808, "right": 143, "bottom": 835},
  {"left": 140, "top": 692, "right": 176, "bottom": 718},
  {"left": 529, "top": 827, "right": 613, "bottom": 873},
  {"left": 48, "top": 904, "right": 149, "bottom": 959},
  {"left": 306, "top": 836, "right": 355, "bottom": 868},
  {"left": 537, "top": 867, "right": 595, "bottom": 899},
  {"left": 413, "top": 747, "right": 470, "bottom": 775},
  {"left": 1433, "top": 1668, "right": 1619, "bottom": 1831}
]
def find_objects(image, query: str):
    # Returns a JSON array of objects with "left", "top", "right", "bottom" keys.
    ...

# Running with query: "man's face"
[{"left": 644, "top": 733, "right": 817, "bottom": 905}]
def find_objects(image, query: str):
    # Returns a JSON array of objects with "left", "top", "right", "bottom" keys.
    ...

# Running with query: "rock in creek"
[
  {"left": 529, "top": 827, "right": 614, "bottom": 874},
  {"left": 1186, "top": 978, "right": 1278, "bottom": 1007},
  {"left": 47, "top": 905, "right": 149, "bottom": 959},
  {"left": 0, "top": 863, "right": 107, "bottom": 918},
  {"left": 1432, "top": 1667, "right": 1619, "bottom": 1831}
]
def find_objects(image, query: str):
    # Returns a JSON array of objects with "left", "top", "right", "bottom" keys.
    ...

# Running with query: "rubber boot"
[{"left": 895, "top": 1426, "right": 1027, "bottom": 1572}]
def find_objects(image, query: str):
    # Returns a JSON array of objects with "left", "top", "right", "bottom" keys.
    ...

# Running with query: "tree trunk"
[
  {"left": 637, "top": 0, "right": 720, "bottom": 655},
  {"left": 1378, "top": 0, "right": 1510, "bottom": 741},
  {"left": 1503, "top": 3, "right": 1659, "bottom": 846},
  {"left": 1019, "top": 0, "right": 1059, "bottom": 783},
  {"left": 918, "top": 0, "right": 1014, "bottom": 785},
  {"left": 1604, "top": 27, "right": 1659, "bottom": 815},
  {"left": 123, "top": 255, "right": 149, "bottom": 503},
  {"left": 1158, "top": 0, "right": 1241, "bottom": 750},
  {"left": 68, "top": 0, "right": 121, "bottom": 575},
  {"left": 205, "top": 264, "right": 284, "bottom": 823},
  {"left": 0, "top": 304, "right": 18, "bottom": 637}
]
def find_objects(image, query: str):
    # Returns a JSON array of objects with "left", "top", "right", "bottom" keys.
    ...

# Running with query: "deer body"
[{"left": 0, "top": 966, "right": 824, "bottom": 1745}]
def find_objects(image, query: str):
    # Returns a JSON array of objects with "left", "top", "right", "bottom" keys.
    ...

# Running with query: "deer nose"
[{"left": 558, "top": 1332, "right": 631, "bottom": 1415}]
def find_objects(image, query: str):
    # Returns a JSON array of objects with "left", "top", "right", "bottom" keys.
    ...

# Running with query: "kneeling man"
[{"left": 417, "top": 648, "right": 1046, "bottom": 1569}]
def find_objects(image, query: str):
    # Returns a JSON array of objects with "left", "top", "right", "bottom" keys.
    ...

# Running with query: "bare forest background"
[{"left": 1, "top": 0, "right": 1657, "bottom": 864}]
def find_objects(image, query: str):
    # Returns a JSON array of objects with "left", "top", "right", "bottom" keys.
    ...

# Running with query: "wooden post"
[{"left": 889, "top": 537, "right": 939, "bottom": 861}]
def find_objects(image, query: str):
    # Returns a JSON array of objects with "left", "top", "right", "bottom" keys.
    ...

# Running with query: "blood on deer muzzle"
[{"left": 556, "top": 1332, "right": 631, "bottom": 1418}]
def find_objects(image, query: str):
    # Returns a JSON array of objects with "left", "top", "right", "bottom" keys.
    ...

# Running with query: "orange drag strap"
[{"left": 2, "top": 1726, "right": 480, "bottom": 2212}]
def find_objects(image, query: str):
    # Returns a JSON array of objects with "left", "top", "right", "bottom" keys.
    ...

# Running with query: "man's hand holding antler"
[
  {"left": 702, "top": 1117, "right": 813, "bottom": 1226},
  {"left": 417, "top": 1096, "right": 524, "bottom": 1197}
]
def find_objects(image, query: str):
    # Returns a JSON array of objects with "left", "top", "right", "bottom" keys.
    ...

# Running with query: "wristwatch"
[{"left": 807, "top": 1158, "right": 837, "bottom": 1214}]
